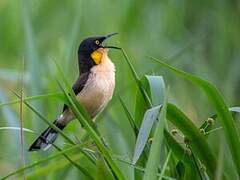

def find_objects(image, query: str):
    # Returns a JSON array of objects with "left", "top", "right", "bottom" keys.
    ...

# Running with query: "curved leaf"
[
  {"left": 135, "top": 75, "right": 165, "bottom": 127},
  {"left": 143, "top": 91, "right": 167, "bottom": 180},
  {"left": 144, "top": 75, "right": 165, "bottom": 106},
  {"left": 133, "top": 105, "right": 162, "bottom": 164}
]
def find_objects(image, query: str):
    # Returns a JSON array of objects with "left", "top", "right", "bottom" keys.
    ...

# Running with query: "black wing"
[{"left": 62, "top": 72, "right": 90, "bottom": 112}]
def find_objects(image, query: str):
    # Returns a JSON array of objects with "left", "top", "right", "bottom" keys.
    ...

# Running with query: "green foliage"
[
  {"left": 0, "top": 1, "right": 240, "bottom": 179},
  {"left": 2, "top": 49, "right": 240, "bottom": 179},
  {"left": 150, "top": 56, "right": 240, "bottom": 176}
]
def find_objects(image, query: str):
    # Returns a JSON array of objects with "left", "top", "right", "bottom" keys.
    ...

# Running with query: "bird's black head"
[{"left": 78, "top": 33, "right": 119, "bottom": 73}]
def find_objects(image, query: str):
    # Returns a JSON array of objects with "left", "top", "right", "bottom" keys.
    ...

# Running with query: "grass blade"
[
  {"left": 119, "top": 97, "right": 139, "bottom": 135},
  {"left": 132, "top": 105, "right": 162, "bottom": 164},
  {"left": 121, "top": 48, "right": 152, "bottom": 107},
  {"left": 150, "top": 56, "right": 240, "bottom": 175},
  {"left": 0, "top": 127, "right": 34, "bottom": 133},
  {"left": 143, "top": 90, "right": 167, "bottom": 180},
  {"left": 158, "top": 150, "right": 172, "bottom": 180},
  {"left": 132, "top": 75, "right": 166, "bottom": 164},
  {"left": 19, "top": 58, "right": 26, "bottom": 179}
]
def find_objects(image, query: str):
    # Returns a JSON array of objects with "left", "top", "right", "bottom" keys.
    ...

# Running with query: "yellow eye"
[{"left": 95, "top": 40, "right": 100, "bottom": 45}]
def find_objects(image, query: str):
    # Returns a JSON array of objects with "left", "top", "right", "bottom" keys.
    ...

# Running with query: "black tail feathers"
[{"left": 28, "top": 120, "right": 65, "bottom": 151}]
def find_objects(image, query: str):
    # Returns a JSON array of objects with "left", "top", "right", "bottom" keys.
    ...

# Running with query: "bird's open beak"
[{"left": 101, "top": 33, "right": 120, "bottom": 49}]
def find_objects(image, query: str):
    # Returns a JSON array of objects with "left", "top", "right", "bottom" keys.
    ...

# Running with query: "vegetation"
[{"left": 0, "top": 0, "right": 240, "bottom": 179}]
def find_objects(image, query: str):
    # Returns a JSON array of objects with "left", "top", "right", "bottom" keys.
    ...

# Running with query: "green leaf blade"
[
  {"left": 132, "top": 105, "right": 162, "bottom": 164},
  {"left": 143, "top": 90, "right": 168, "bottom": 180}
]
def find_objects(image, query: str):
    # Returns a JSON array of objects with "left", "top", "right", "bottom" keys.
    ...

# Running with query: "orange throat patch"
[{"left": 91, "top": 50, "right": 103, "bottom": 64}]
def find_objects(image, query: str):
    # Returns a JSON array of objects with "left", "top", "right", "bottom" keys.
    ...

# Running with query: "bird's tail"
[{"left": 28, "top": 120, "right": 65, "bottom": 151}]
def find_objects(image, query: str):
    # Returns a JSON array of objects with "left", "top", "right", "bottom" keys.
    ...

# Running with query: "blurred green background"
[{"left": 0, "top": 0, "right": 240, "bottom": 179}]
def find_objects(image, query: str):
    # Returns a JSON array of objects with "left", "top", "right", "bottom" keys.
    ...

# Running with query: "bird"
[{"left": 29, "top": 33, "right": 119, "bottom": 151}]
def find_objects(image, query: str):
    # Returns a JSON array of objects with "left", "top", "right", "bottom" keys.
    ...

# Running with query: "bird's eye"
[{"left": 95, "top": 40, "right": 100, "bottom": 45}]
